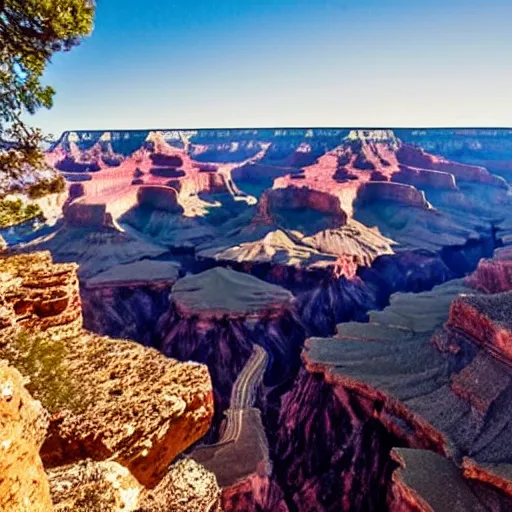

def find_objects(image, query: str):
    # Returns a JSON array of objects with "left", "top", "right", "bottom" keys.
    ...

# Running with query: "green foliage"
[
  {"left": 0, "top": 330, "right": 88, "bottom": 413},
  {"left": 0, "top": 0, "right": 95, "bottom": 176},
  {"left": 0, "top": 196, "right": 42, "bottom": 227},
  {"left": 27, "top": 174, "right": 66, "bottom": 198}
]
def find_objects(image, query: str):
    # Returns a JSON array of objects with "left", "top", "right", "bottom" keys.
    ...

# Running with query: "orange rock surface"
[{"left": 0, "top": 361, "right": 53, "bottom": 512}]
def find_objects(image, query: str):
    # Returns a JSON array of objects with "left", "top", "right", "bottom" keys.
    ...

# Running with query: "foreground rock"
[
  {"left": 49, "top": 457, "right": 222, "bottom": 512},
  {"left": 38, "top": 332, "right": 213, "bottom": 488},
  {"left": 0, "top": 251, "right": 217, "bottom": 509},
  {"left": 0, "top": 361, "right": 53, "bottom": 512}
]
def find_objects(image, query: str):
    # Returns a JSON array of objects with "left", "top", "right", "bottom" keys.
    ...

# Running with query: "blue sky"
[{"left": 33, "top": 0, "right": 512, "bottom": 134}]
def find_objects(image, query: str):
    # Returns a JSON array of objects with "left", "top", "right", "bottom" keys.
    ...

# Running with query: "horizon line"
[{"left": 53, "top": 126, "right": 512, "bottom": 134}]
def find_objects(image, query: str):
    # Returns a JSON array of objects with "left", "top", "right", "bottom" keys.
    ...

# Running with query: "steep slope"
[
  {"left": 155, "top": 267, "right": 306, "bottom": 439},
  {"left": 275, "top": 247, "right": 512, "bottom": 511},
  {"left": 0, "top": 251, "right": 218, "bottom": 509}
]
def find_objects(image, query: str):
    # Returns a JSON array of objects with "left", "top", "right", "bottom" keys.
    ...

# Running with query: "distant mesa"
[{"left": 256, "top": 186, "right": 348, "bottom": 232}]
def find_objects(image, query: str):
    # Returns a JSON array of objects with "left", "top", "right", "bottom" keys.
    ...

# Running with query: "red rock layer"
[
  {"left": 396, "top": 145, "right": 505, "bottom": 186},
  {"left": 448, "top": 294, "right": 512, "bottom": 365},
  {"left": 273, "top": 132, "right": 502, "bottom": 221},
  {"left": 222, "top": 474, "right": 289, "bottom": 512},
  {"left": 462, "top": 458, "right": 512, "bottom": 498},
  {"left": 255, "top": 186, "right": 348, "bottom": 226},
  {"left": 466, "top": 249, "right": 512, "bottom": 293},
  {"left": 0, "top": 251, "right": 82, "bottom": 335}
]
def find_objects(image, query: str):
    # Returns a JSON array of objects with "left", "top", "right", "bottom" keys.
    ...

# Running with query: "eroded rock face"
[
  {"left": 256, "top": 186, "right": 348, "bottom": 230},
  {"left": 40, "top": 333, "right": 214, "bottom": 488},
  {"left": 49, "top": 457, "right": 223, "bottom": 512},
  {"left": 275, "top": 248, "right": 512, "bottom": 511},
  {"left": 49, "top": 459, "right": 142, "bottom": 512},
  {"left": 0, "top": 251, "right": 215, "bottom": 493},
  {"left": 0, "top": 251, "right": 82, "bottom": 336},
  {"left": 137, "top": 458, "right": 222, "bottom": 512},
  {"left": 81, "top": 260, "right": 182, "bottom": 345},
  {"left": 448, "top": 291, "right": 512, "bottom": 365},
  {"left": 466, "top": 248, "right": 512, "bottom": 293},
  {"left": 0, "top": 361, "right": 52, "bottom": 512}
]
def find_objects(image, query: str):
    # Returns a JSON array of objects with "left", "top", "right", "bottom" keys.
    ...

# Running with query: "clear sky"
[{"left": 33, "top": 0, "right": 512, "bottom": 135}]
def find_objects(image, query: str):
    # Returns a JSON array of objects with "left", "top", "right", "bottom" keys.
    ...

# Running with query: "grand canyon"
[{"left": 3, "top": 127, "right": 512, "bottom": 511}]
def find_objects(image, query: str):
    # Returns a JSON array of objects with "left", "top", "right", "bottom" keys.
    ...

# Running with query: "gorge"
[{"left": 2, "top": 128, "right": 512, "bottom": 510}]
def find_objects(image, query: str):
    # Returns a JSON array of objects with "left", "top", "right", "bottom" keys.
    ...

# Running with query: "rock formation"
[
  {"left": 49, "top": 457, "right": 222, "bottom": 512},
  {"left": 4, "top": 127, "right": 512, "bottom": 511},
  {"left": 0, "top": 251, "right": 218, "bottom": 509},
  {"left": 80, "top": 259, "right": 182, "bottom": 344},
  {"left": 274, "top": 244, "right": 512, "bottom": 511}
]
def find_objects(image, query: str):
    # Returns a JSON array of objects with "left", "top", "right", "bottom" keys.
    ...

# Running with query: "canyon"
[{"left": 2, "top": 127, "right": 512, "bottom": 510}]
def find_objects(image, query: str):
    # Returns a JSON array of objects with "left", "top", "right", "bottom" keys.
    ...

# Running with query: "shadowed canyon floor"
[{"left": 3, "top": 128, "right": 512, "bottom": 510}]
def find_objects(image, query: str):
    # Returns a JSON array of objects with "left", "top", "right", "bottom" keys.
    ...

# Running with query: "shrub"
[
  {"left": 0, "top": 331, "right": 88, "bottom": 413},
  {"left": 0, "top": 198, "right": 43, "bottom": 227}
]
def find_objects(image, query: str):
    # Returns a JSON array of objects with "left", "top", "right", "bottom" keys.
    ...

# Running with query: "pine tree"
[{"left": 0, "top": 0, "right": 95, "bottom": 177}]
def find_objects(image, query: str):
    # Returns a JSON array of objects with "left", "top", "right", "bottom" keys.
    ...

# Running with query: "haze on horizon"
[{"left": 33, "top": 0, "right": 512, "bottom": 135}]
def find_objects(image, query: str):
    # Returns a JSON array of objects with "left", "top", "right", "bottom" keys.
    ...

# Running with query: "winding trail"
[
  {"left": 190, "top": 344, "right": 273, "bottom": 487},
  {"left": 215, "top": 344, "right": 268, "bottom": 445}
]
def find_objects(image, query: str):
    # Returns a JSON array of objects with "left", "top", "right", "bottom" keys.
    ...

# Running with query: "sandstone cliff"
[{"left": 0, "top": 251, "right": 219, "bottom": 509}]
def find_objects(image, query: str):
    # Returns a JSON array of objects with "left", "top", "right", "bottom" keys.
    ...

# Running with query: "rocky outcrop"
[
  {"left": 49, "top": 459, "right": 142, "bottom": 511},
  {"left": 396, "top": 144, "right": 507, "bottom": 187},
  {"left": 466, "top": 248, "right": 512, "bottom": 293},
  {"left": 49, "top": 457, "right": 222, "bottom": 512},
  {"left": 391, "top": 166, "right": 457, "bottom": 190},
  {"left": 0, "top": 251, "right": 82, "bottom": 336},
  {"left": 356, "top": 181, "right": 429, "bottom": 208},
  {"left": 256, "top": 186, "right": 348, "bottom": 229},
  {"left": 0, "top": 361, "right": 53, "bottom": 512},
  {"left": 462, "top": 458, "right": 512, "bottom": 500},
  {"left": 0, "top": 251, "right": 215, "bottom": 501},
  {"left": 137, "top": 458, "right": 222, "bottom": 512},
  {"left": 37, "top": 332, "right": 213, "bottom": 487},
  {"left": 81, "top": 260, "right": 181, "bottom": 345},
  {"left": 275, "top": 252, "right": 512, "bottom": 511},
  {"left": 387, "top": 449, "right": 504, "bottom": 512}
]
